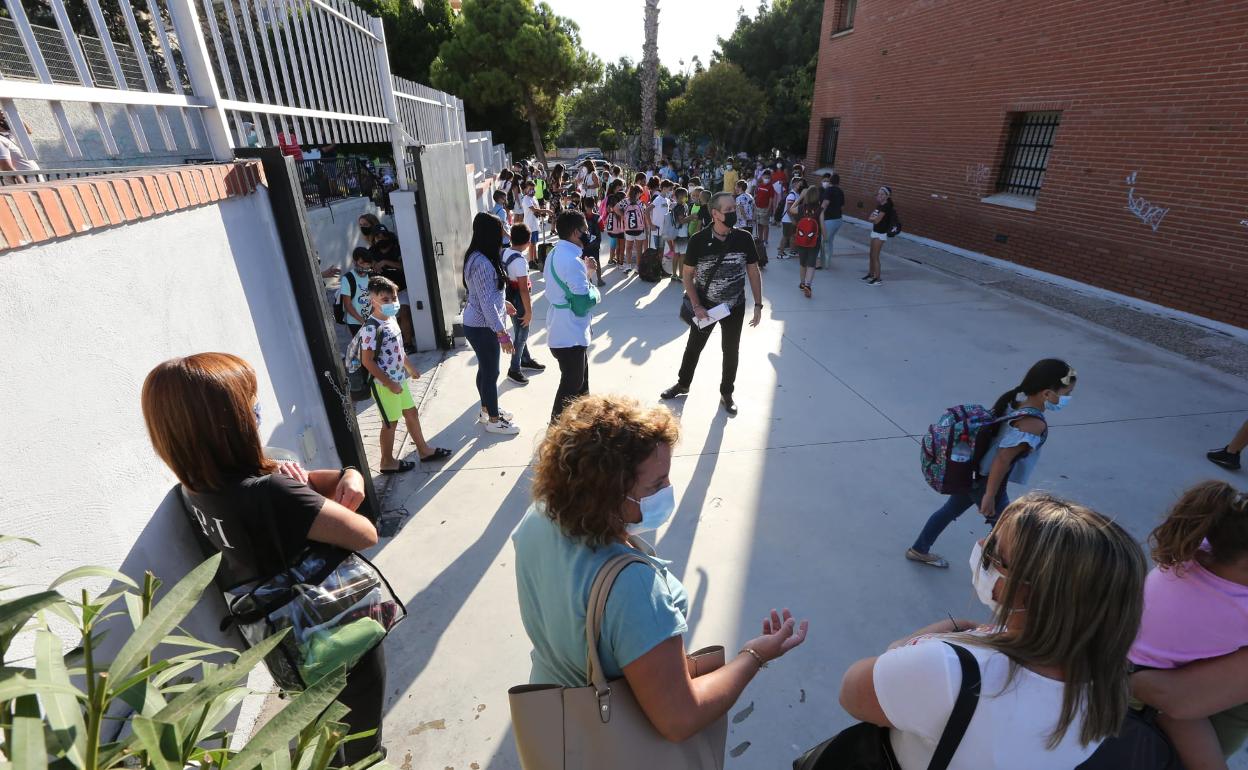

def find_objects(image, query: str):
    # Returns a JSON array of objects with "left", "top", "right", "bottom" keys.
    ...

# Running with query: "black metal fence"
[{"left": 295, "top": 156, "right": 394, "bottom": 210}]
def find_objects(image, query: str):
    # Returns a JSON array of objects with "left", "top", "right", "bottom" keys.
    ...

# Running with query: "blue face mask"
[
  {"left": 625, "top": 485, "right": 677, "bottom": 534},
  {"left": 380, "top": 302, "right": 401, "bottom": 318},
  {"left": 252, "top": 402, "right": 262, "bottom": 429},
  {"left": 1047, "top": 394, "right": 1073, "bottom": 412}
]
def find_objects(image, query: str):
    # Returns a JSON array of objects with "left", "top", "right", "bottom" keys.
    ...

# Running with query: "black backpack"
[
  {"left": 333, "top": 271, "right": 359, "bottom": 325},
  {"left": 638, "top": 247, "right": 665, "bottom": 282},
  {"left": 887, "top": 208, "right": 903, "bottom": 238}
]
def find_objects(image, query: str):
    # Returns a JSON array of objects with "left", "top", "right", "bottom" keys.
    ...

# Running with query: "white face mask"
[
  {"left": 625, "top": 485, "right": 676, "bottom": 534},
  {"left": 969, "top": 541, "right": 1004, "bottom": 614}
]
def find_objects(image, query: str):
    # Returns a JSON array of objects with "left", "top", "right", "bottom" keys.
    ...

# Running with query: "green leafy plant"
[{"left": 0, "top": 539, "right": 391, "bottom": 770}]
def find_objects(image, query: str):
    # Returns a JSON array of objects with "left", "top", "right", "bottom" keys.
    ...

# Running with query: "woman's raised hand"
[{"left": 744, "top": 608, "right": 810, "bottom": 664}]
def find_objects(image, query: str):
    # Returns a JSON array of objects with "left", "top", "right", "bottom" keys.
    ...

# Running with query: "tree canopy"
[
  {"left": 560, "top": 58, "right": 687, "bottom": 147},
  {"left": 352, "top": 0, "right": 454, "bottom": 85},
  {"left": 429, "top": 0, "right": 599, "bottom": 165},
  {"left": 715, "top": 0, "right": 822, "bottom": 155},
  {"left": 665, "top": 62, "right": 765, "bottom": 154}
]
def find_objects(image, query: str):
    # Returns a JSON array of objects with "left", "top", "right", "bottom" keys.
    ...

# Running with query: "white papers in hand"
[{"left": 695, "top": 303, "right": 731, "bottom": 329}]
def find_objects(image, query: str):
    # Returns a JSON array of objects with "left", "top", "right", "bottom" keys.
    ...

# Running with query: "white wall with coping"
[
  {"left": 0, "top": 190, "right": 338, "bottom": 669},
  {"left": 842, "top": 216, "right": 1248, "bottom": 341}
]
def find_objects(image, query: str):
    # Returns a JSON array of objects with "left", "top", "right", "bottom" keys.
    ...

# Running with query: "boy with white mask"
[{"left": 355, "top": 275, "right": 450, "bottom": 473}]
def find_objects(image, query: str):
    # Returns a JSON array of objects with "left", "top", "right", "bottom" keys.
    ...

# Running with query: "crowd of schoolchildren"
[{"left": 245, "top": 152, "right": 1248, "bottom": 770}]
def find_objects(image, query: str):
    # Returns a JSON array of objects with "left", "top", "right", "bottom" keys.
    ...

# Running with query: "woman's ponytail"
[{"left": 1150, "top": 480, "right": 1248, "bottom": 570}]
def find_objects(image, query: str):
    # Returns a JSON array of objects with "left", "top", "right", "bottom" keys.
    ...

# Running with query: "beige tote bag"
[{"left": 509, "top": 548, "right": 727, "bottom": 770}]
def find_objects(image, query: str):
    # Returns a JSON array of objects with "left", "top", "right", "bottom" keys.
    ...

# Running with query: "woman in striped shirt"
[{"left": 463, "top": 213, "right": 520, "bottom": 435}]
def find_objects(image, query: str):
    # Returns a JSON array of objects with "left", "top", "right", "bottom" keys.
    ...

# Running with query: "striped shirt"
[{"left": 463, "top": 250, "right": 507, "bottom": 332}]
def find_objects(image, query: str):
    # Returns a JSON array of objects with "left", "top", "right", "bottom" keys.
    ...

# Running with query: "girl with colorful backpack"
[
  {"left": 906, "top": 358, "right": 1078, "bottom": 568},
  {"left": 790, "top": 186, "right": 823, "bottom": 298}
]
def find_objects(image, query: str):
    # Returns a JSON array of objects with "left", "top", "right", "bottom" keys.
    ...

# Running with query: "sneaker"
[
  {"left": 478, "top": 407, "right": 515, "bottom": 423},
  {"left": 484, "top": 417, "right": 520, "bottom": 435},
  {"left": 1207, "top": 447, "right": 1242, "bottom": 470},
  {"left": 905, "top": 548, "right": 949, "bottom": 569},
  {"left": 520, "top": 358, "right": 547, "bottom": 372},
  {"left": 507, "top": 369, "right": 529, "bottom": 384},
  {"left": 860, "top": 274, "right": 872, "bottom": 281},
  {"left": 868, "top": 277, "right": 882, "bottom": 286}
]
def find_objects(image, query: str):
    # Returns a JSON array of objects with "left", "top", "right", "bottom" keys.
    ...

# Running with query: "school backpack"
[
  {"left": 533, "top": 241, "right": 552, "bottom": 272},
  {"left": 638, "top": 247, "right": 665, "bottom": 282},
  {"left": 920, "top": 405, "right": 1045, "bottom": 495},
  {"left": 503, "top": 250, "right": 527, "bottom": 309},
  {"left": 333, "top": 271, "right": 359, "bottom": 324},
  {"left": 344, "top": 321, "right": 388, "bottom": 402},
  {"left": 794, "top": 212, "right": 819, "bottom": 248}
]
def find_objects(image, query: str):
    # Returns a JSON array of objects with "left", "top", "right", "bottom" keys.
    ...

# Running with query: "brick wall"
[{"left": 805, "top": 0, "right": 1248, "bottom": 328}]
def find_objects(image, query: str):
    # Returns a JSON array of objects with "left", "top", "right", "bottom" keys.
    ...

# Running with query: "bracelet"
[
  {"left": 739, "top": 647, "right": 767, "bottom": 669},
  {"left": 754, "top": 303, "right": 763, "bottom": 309},
  {"left": 337, "top": 466, "right": 357, "bottom": 481}
]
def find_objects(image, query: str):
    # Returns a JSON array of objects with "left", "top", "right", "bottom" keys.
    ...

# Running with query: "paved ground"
[{"left": 353, "top": 223, "right": 1248, "bottom": 770}]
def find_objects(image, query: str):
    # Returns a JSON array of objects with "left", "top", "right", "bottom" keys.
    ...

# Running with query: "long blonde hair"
[{"left": 965, "top": 493, "right": 1146, "bottom": 748}]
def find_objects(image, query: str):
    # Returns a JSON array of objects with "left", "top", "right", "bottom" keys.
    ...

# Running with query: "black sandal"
[
  {"left": 380, "top": 460, "right": 416, "bottom": 474},
  {"left": 420, "top": 447, "right": 453, "bottom": 463}
]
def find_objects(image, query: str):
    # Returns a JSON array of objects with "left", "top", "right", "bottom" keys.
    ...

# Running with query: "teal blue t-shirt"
[{"left": 511, "top": 504, "right": 689, "bottom": 686}]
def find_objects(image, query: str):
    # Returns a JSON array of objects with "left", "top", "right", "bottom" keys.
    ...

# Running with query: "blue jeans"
[
  {"left": 911, "top": 482, "right": 1010, "bottom": 555},
  {"left": 821, "top": 218, "right": 843, "bottom": 261},
  {"left": 509, "top": 313, "right": 531, "bottom": 373},
  {"left": 463, "top": 324, "right": 501, "bottom": 419}
]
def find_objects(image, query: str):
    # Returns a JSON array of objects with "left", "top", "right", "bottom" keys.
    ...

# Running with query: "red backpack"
[{"left": 794, "top": 208, "right": 819, "bottom": 248}]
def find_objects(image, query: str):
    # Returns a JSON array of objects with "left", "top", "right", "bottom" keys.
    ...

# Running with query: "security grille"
[{"left": 995, "top": 111, "right": 1061, "bottom": 196}]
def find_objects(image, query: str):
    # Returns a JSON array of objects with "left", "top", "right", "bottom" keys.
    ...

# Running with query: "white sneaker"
[
  {"left": 484, "top": 417, "right": 520, "bottom": 435},
  {"left": 478, "top": 407, "right": 514, "bottom": 423}
]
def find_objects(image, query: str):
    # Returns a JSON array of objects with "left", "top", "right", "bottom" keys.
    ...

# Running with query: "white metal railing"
[{"left": 0, "top": 0, "right": 504, "bottom": 188}]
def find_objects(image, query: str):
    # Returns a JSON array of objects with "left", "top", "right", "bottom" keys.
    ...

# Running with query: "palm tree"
[{"left": 639, "top": 0, "right": 660, "bottom": 169}]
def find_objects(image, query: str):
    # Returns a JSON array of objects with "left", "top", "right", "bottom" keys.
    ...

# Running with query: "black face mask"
[
  {"left": 721, "top": 211, "right": 737, "bottom": 228},
  {"left": 360, "top": 226, "right": 373, "bottom": 236}
]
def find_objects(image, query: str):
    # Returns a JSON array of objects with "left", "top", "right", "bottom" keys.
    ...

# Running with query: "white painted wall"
[
  {"left": 304, "top": 196, "right": 392, "bottom": 277},
  {"left": 0, "top": 191, "right": 338, "bottom": 659}
]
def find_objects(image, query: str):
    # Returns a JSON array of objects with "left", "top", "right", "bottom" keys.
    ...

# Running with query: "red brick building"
[{"left": 804, "top": 0, "right": 1248, "bottom": 328}]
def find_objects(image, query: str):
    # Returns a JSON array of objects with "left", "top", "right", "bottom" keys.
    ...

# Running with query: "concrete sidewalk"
[{"left": 360, "top": 222, "right": 1248, "bottom": 770}]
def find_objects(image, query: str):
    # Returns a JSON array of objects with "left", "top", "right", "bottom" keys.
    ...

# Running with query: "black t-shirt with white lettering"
[
  {"left": 182, "top": 473, "right": 329, "bottom": 590},
  {"left": 682, "top": 227, "right": 758, "bottom": 309}
]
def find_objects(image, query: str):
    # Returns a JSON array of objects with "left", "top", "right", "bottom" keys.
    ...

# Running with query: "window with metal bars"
[
  {"left": 995, "top": 111, "right": 1061, "bottom": 197},
  {"left": 834, "top": 0, "right": 857, "bottom": 32},
  {"left": 820, "top": 118, "right": 840, "bottom": 166}
]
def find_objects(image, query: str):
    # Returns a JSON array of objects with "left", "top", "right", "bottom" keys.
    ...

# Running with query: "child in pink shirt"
[{"left": 1130, "top": 480, "right": 1248, "bottom": 767}]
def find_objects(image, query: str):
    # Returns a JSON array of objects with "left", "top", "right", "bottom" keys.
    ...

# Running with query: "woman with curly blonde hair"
[{"left": 511, "top": 394, "right": 810, "bottom": 744}]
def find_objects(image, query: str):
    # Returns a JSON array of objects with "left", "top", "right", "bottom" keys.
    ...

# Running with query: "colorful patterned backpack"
[{"left": 920, "top": 405, "right": 1044, "bottom": 494}]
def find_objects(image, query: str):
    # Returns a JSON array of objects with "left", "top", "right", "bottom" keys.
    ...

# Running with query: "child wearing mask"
[
  {"left": 754, "top": 169, "right": 774, "bottom": 247},
  {"left": 622, "top": 184, "right": 648, "bottom": 274},
  {"left": 352, "top": 275, "right": 451, "bottom": 471},
  {"left": 339, "top": 247, "right": 375, "bottom": 337},
  {"left": 606, "top": 185, "right": 627, "bottom": 266},
  {"left": 491, "top": 190, "right": 511, "bottom": 246},
  {"left": 653, "top": 179, "right": 675, "bottom": 258},
  {"left": 734, "top": 179, "right": 755, "bottom": 233},
  {"left": 671, "top": 187, "right": 691, "bottom": 282}
]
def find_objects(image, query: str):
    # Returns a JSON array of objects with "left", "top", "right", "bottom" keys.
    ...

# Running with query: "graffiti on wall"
[
  {"left": 965, "top": 163, "right": 990, "bottom": 195},
  {"left": 1125, "top": 171, "right": 1169, "bottom": 233},
  {"left": 852, "top": 151, "right": 886, "bottom": 185}
]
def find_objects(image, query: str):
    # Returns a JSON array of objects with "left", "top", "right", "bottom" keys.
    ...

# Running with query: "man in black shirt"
[
  {"left": 819, "top": 172, "right": 845, "bottom": 269},
  {"left": 660, "top": 191, "right": 765, "bottom": 415}
]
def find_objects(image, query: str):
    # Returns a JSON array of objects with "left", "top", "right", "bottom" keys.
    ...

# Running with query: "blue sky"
[{"left": 541, "top": 0, "right": 755, "bottom": 74}]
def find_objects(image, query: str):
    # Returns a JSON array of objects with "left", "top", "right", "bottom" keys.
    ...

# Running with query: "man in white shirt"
[{"left": 544, "top": 210, "right": 600, "bottom": 423}]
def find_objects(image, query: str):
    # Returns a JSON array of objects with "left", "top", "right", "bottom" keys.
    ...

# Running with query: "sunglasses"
[{"left": 981, "top": 534, "right": 1010, "bottom": 573}]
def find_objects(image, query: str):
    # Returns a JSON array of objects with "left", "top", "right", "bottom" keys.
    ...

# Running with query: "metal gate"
[{"left": 406, "top": 142, "right": 476, "bottom": 348}]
